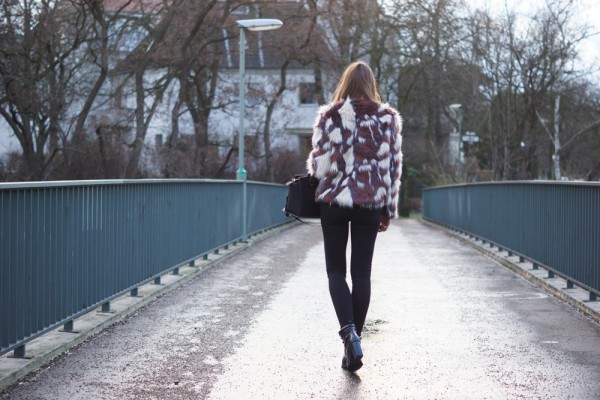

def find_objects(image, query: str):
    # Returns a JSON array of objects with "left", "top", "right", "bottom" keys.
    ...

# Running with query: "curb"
[
  {"left": 420, "top": 219, "right": 600, "bottom": 326},
  {"left": 0, "top": 222, "right": 295, "bottom": 393}
]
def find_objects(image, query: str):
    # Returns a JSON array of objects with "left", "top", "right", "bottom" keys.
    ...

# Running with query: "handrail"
[
  {"left": 0, "top": 178, "right": 284, "bottom": 189},
  {"left": 0, "top": 179, "right": 288, "bottom": 357},
  {"left": 423, "top": 181, "right": 600, "bottom": 299}
]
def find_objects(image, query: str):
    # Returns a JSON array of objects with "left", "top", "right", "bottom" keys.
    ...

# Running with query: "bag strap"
[{"left": 283, "top": 209, "right": 321, "bottom": 226}]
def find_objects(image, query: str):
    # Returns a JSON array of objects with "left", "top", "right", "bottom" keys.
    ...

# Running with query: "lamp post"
[
  {"left": 448, "top": 103, "right": 463, "bottom": 180},
  {"left": 236, "top": 19, "right": 283, "bottom": 241}
]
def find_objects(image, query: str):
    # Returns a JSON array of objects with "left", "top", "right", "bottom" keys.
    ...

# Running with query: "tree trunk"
[
  {"left": 193, "top": 116, "right": 209, "bottom": 176},
  {"left": 71, "top": 3, "right": 110, "bottom": 145},
  {"left": 124, "top": 71, "right": 147, "bottom": 179},
  {"left": 263, "top": 60, "right": 289, "bottom": 182},
  {"left": 314, "top": 65, "right": 325, "bottom": 104},
  {"left": 168, "top": 97, "right": 182, "bottom": 149},
  {"left": 552, "top": 95, "right": 561, "bottom": 180}
]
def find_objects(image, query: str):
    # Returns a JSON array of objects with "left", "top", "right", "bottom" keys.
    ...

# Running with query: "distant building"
[
  {"left": 89, "top": 0, "right": 325, "bottom": 176},
  {"left": 0, "top": 0, "right": 329, "bottom": 178}
]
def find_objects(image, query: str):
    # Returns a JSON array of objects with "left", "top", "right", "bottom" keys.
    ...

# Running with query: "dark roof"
[
  {"left": 104, "top": 0, "right": 172, "bottom": 14},
  {"left": 113, "top": 1, "right": 325, "bottom": 72}
]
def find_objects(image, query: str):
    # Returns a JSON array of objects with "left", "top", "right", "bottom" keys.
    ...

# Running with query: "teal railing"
[
  {"left": 0, "top": 179, "right": 288, "bottom": 357},
  {"left": 423, "top": 181, "right": 600, "bottom": 299}
]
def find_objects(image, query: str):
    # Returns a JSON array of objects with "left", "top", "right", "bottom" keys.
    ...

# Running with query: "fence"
[
  {"left": 0, "top": 179, "right": 288, "bottom": 357},
  {"left": 423, "top": 181, "right": 600, "bottom": 299}
]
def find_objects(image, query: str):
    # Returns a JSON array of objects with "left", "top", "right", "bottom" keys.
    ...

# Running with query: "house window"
[
  {"left": 244, "top": 134, "right": 259, "bottom": 156},
  {"left": 300, "top": 83, "right": 318, "bottom": 105},
  {"left": 235, "top": 132, "right": 260, "bottom": 157},
  {"left": 155, "top": 134, "right": 163, "bottom": 147},
  {"left": 114, "top": 85, "right": 123, "bottom": 108},
  {"left": 231, "top": 82, "right": 261, "bottom": 106},
  {"left": 246, "top": 83, "right": 262, "bottom": 107},
  {"left": 231, "top": 5, "right": 249, "bottom": 15}
]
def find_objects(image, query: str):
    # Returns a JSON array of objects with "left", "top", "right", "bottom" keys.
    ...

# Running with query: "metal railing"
[
  {"left": 423, "top": 181, "right": 600, "bottom": 299},
  {"left": 0, "top": 179, "right": 288, "bottom": 357}
]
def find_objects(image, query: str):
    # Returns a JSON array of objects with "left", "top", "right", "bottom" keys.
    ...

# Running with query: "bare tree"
[
  {"left": 119, "top": 0, "right": 185, "bottom": 178},
  {"left": 316, "top": 0, "right": 380, "bottom": 69},
  {"left": 384, "top": 0, "right": 468, "bottom": 181},
  {"left": 0, "top": 0, "right": 89, "bottom": 179},
  {"left": 175, "top": 0, "right": 228, "bottom": 177},
  {"left": 467, "top": 0, "right": 595, "bottom": 180},
  {"left": 527, "top": 0, "right": 598, "bottom": 179},
  {"left": 251, "top": 0, "right": 324, "bottom": 181},
  {"left": 538, "top": 81, "right": 600, "bottom": 179},
  {"left": 0, "top": 0, "right": 142, "bottom": 180},
  {"left": 154, "top": 1, "right": 239, "bottom": 178}
]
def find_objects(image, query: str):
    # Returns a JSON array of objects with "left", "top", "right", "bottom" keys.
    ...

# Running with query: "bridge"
[{"left": 1, "top": 180, "right": 600, "bottom": 398}]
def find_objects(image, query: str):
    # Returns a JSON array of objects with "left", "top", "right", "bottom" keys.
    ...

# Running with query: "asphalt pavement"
[{"left": 2, "top": 219, "right": 600, "bottom": 399}]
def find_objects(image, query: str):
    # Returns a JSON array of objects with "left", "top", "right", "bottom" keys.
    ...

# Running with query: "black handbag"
[{"left": 283, "top": 174, "right": 320, "bottom": 220}]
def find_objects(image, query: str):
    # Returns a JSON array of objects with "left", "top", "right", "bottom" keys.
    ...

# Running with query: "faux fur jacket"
[{"left": 306, "top": 97, "right": 403, "bottom": 218}]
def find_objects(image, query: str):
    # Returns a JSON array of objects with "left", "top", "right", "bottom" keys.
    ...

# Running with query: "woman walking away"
[{"left": 306, "top": 61, "right": 403, "bottom": 372}]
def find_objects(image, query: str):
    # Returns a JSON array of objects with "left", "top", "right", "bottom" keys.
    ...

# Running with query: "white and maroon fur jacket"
[{"left": 306, "top": 97, "right": 403, "bottom": 218}]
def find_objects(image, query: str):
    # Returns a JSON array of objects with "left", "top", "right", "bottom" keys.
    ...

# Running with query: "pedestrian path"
[{"left": 2, "top": 220, "right": 600, "bottom": 399}]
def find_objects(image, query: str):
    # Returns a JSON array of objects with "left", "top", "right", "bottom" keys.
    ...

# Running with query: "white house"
[
  {"left": 0, "top": 0, "right": 328, "bottom": 179},
  {"left": 90, "top": 0, "right": 325, "bottom": 178}
]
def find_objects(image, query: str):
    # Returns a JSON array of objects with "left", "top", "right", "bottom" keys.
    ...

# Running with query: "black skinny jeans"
[{"left": 320, "top": 204, "right": 381, "bottom": 336}]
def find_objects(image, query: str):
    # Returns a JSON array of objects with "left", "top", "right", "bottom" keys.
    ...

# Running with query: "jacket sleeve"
[
  {"left": 386, "top": 112, "right": 403, "bottom": 218},
  {"left": 306, "top": 107, "right": 331, "bottom": 179}
]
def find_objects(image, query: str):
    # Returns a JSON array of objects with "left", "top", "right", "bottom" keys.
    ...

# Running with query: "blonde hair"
[{"left": 331, "top": 61, "right": 381, "bottom": 103}]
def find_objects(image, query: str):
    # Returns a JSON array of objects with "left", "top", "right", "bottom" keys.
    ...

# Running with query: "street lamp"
[
  {"left": 236, "top": 18, "right": 283, "bottom": 241},
  {"left": 448, "top": 103, "right": 463, "bottom": 179}
]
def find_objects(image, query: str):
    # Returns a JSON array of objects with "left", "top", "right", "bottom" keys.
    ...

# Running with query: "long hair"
[{"left": 331, "top": 61, "right": 381, "bottom": 103}]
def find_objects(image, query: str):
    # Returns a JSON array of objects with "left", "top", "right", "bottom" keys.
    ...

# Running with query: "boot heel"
[
  {"left": 339, "top": 323, "right": 364, "bottom": 372},
  {"left": 349, "top": 339, "right": 363, "bottom": 359},
  {"left": 346, "top": 339, "right": 363, "bottom": 372}
]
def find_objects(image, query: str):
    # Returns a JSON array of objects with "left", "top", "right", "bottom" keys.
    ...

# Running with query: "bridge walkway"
[{"left": 2, "top": 220, "right": 600, "bottom": 399}]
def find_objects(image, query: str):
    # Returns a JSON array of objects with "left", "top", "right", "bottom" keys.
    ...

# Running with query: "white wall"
[
  {"left": 0, "top": 65, "right": 324, "bottom": 175},
  {"left": 0, "top": 119, "right": 19, "bottom": 159},
  {"left": 139, "top": 67, "right": 320, "bottom": 159}
]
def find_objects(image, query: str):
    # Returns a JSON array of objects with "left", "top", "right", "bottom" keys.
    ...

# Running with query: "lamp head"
[{"left": 236, "top": 19, "right": 283, "bottom": 31}]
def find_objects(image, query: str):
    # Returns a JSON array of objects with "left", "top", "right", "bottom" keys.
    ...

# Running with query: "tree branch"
[
  {"left": 561, "top": 119, "right": 600, "bottom": 151},
  {"left": 535, "top": 110, "right": 555, "bottom": 143}
]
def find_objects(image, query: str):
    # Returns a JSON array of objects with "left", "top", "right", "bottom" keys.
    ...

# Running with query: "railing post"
[
  {"left": 99, "top": 301, "right": 114, "bottom": 314},
  {"left": 60, "top": 320, "right": 80, "bottom": 334},
  {"left": 14, "top": 345, "right": 26, "bottom": 358},
  {"left": 8, "top": 345, "right": 31, "bottom": 359},
  {"left": 566, "top": 280, "right": 574, "bottom": 289}
]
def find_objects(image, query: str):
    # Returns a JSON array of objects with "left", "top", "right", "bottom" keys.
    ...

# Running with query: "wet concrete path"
[{"left": 3, "top": 220, "right": 600, "bottom": 399}]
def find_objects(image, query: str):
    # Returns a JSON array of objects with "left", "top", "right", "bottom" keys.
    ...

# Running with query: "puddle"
[{"left": 362, "top": 318, "right": 388, "bottom": 335}]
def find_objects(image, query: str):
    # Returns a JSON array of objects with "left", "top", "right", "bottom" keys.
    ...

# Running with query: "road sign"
[{"left": 462, "top": 132, "right": 480, "bottom": 143}]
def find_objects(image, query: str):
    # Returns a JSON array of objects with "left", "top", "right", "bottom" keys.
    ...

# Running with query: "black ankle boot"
[{"left": 339, "top": 323, "right": 363, "bottom": 372}]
